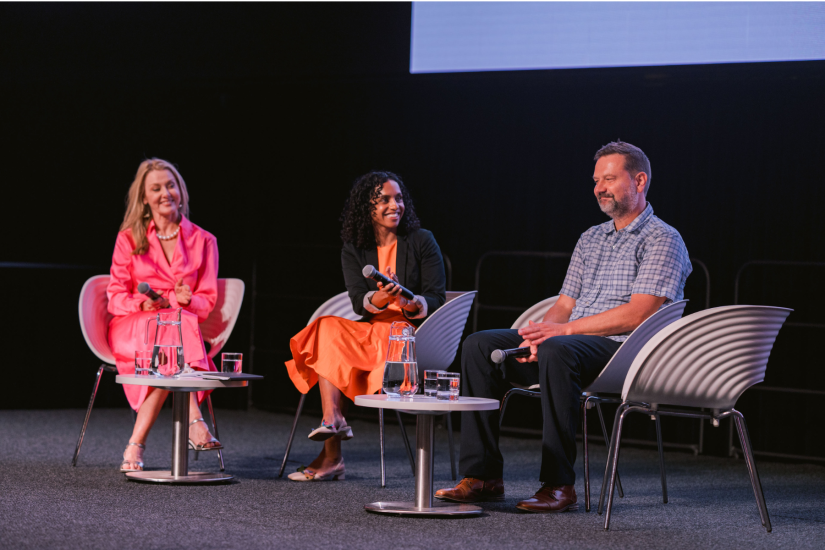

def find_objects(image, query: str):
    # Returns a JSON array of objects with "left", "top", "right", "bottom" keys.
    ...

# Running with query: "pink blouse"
[{"left": 108, "top": 216, "right": 219, "bottom": 321}]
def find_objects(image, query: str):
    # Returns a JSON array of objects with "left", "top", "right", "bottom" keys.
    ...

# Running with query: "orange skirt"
[{"left": 285, "top": 310, "right": 406, "bottom": 402}]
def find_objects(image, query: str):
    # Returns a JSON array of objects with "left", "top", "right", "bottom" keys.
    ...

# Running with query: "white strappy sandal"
[
  {"left": 188, "top": 418, "right": 224, "bottom": 451},
  {"left": 119, "top": 442, "right": 145, "bottom": 472}
]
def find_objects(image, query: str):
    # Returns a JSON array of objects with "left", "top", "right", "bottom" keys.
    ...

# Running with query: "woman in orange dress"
[
  {"left": 285, "top": 171, "right": 446, "bottom": 481},
  {"left": 108, "top": 159, "right": 222, "bottom": 472}
]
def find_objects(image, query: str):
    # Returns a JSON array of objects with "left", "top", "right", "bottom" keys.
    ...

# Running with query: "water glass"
[
  {"left": 221, "top": 353, "right": 243, "bottom": 373},
  {"left": 135, "top": 350, "right": 153, "bottom": 376},
  {"left": 424, "top": 370, "right": 444, "bottom": 397},
  {"left": 437, "top": 372, "right": 460, "bottom": 401}
]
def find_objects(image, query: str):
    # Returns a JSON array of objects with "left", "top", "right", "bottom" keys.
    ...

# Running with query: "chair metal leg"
[
  {"left": 379, "top": 408, "right": 386, "bottom": 487},
  {"left": 396, "top": 410, "right": 416, "bottom": 475},
  {"left": 446, "top": 412, "right": 457, "bottom": 480},
  {"left": 596, "top": 402, "right": 623, "bottom": 498},
  {"left": 278, "top": 393, "right": 306, "bottom": 478},
  {"left": 599, "top": 403, "right": 628, "bottom": 515},
  {"left": 733, "top": 410, "right": 772, "bottom": 532},
  {"left": 499, "top": 389, "right": 514, "bottom": 427},
  {"left": 582, "top": 399, "right": 591, "bottom": 512},
  {"left": 206, "top": 395, "right": 225, "bottom": 472},
  {"left": 72, "top": 365, "right": 106, "bottom": 467},
  {"left": 604, "top": 405, "right": 632, "bottom": 530},
  {"left": 654, "top": 413, "right": 668, "bottom": 504}
]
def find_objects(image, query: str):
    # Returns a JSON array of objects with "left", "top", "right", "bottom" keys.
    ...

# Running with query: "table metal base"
[
  {"left": 365, "top": 501, "right": 482, "bottom": 517},
  {"left": 124, "top": 390, "right": 233, "bottom": 485},
  {"left": 125, "top": 470, "right": 233, "bottom": 484},
  {"left": 364, "top": 414, "right": 485, "bottom": 518}
]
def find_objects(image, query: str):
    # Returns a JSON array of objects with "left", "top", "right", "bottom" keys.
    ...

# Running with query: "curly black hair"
[{"left": 340, "top": 171, "right": 421, "bottom": 249}]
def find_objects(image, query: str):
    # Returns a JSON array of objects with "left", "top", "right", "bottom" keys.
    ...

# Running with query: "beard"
[{"left": 598, "top": 188, "right": 636, "bottom": 219}]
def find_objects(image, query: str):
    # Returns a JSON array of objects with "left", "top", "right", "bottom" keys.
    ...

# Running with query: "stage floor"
[{"left": 1, "top": 408, "right": 823, "bottom": 549}]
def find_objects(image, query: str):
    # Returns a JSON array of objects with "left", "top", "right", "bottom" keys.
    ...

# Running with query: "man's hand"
[
  {"left": 175, "top": 278, "right": 192, "bottom": 306},
  {"left": 517, "top": 320, "right": 569, "bottom": 346},
  {"left": 514, "top": 339, "right": 539, "bottom": 363}
]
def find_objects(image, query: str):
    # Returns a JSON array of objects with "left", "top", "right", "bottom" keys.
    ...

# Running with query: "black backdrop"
[{"left": 3, "top": 3, "right": 824, "bottom": 459}]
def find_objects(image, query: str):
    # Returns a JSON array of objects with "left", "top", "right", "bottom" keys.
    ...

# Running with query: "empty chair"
[
  {"left": 499, "top": 296, "right": 687, "bottom": 511},
  {"left": 599, "top": 305, "right": 792, "bottom": 532}
]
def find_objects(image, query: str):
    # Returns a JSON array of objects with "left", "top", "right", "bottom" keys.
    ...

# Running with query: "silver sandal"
[
  {"left": 119, "top": 442, "right": 145, "bottom": 472},
  {"left": 188, "top": 418, "right": 224, "bottom": 451}
]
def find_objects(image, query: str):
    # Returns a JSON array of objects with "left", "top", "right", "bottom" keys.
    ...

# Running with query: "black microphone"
[
  {"left": 362, "top": 265, "right": 415, "bottom": 300},
  {"left": 137, "top": 282, "right": 163, "bottom": 302},
  {"left": 491, "top": 347, "right": 532, "bottom": 364}
]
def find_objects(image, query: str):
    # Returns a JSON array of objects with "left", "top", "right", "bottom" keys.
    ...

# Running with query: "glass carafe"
[
  {"left": 382, "top": 321, "right": 418, "bottom": 397},
  {"left": 145, "top": 308, "right": 185, "bottom": 377}
]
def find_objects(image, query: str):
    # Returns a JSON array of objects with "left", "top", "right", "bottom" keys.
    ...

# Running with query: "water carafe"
[
  {"left": 145, "top": 308, "right": 185, "bottom": 377},
  {"left": 382, "top": 321, "right": 418, "bottom": 397}
]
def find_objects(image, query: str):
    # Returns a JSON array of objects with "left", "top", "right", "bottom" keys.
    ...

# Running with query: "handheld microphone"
[
  {"left": 362, "top": 265, "right": 415, "bottom": 300},
  {"left": 491, "top": 347, "right": 532, "bottom": 364},
  {"left": 137, "top": 282, "right": 163, "bottom": 302}
]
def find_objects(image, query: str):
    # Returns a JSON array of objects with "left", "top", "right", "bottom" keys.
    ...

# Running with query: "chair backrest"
[
  {"left": 79, "top": 275, "right": 116, "bottom": 365},
  {"left": 79, "top": 275, "right": 245, "bottom": 364},
  {"left": 445, "top": 291, "right": 466, "bottom": 303},
  {"left": 510, "top": 296, "right": 560, "bottom": 329},
  {"left": 416, "top": 291, "right": 478, "bottom": 371},
  {"left": 585, "top": 300, "right": 688, "bottom": 394},
  {"left": 622, "top": 305, "right": 792, "bottom": 409},
  {"left": 307, "top": 291, "right": 360, "bottom": 325},
  {"left": 201, "top": 278, "right": 246, "bottom": 359},
  {"left": 308, "top": 291, "right": 464, "bottom": 325}
]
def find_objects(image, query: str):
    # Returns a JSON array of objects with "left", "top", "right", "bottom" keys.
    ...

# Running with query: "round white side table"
[
  {"left": 354, "top": 394, "right": 499, "bottom": 517},
  {"left": 116, "top": 374, "right": 259, "bottom": 484}
]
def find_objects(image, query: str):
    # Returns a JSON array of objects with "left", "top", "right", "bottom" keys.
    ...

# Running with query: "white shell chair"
[
  {"left": 278, "top": 290, "right": 477, "bottom": 487},
  {"left": 599, "top": 305, "right": 792, "bottom": 532},
  {"left": 193, "top": 278, "right": 246, "bottom": 469},
  {"left": 499, "top": 296, "right": 688, "bottom": 511},
  {"left": 73, "top": 276, "right": 245, "bottom": 472}
]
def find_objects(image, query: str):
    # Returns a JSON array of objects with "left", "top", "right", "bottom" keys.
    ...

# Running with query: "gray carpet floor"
[{"left": 1, "top": 408, "right": 824, "bottom": 550}]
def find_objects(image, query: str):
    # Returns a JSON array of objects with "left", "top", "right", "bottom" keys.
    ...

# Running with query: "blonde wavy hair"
[{"left": 120, "top": 158, "right": 190, "bottom": 255}]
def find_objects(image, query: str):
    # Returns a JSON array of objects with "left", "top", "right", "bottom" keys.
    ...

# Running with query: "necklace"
[{"left": 157, "top": 226, "right": 180, "bottom": 241}]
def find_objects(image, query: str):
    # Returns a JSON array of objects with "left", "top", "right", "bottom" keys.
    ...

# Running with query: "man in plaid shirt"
[{"left": 437, "top": 141, "right": 692, "bottom": 513}]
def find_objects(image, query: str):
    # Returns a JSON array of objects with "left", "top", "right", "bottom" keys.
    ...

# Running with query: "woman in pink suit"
[{"left": 108, "top": 158, "right": 222, "bottom": 472}]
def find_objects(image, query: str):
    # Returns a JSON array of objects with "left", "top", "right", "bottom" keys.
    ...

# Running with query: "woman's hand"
[
  {"left": 371, "top": 267, "right": 417, "bottom": 312},
  {"left": 175, "top": 278, "right": 192, "bottom": 306},
  {"left": 141, "top": 295, "right": 170, "bottom": 311}
]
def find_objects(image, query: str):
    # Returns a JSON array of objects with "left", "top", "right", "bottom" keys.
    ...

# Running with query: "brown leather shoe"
[
  {"left": 515, "top": 484, "right": 578, "bottom": 513},
  {"left": 435, "top": 477, "right": 504, "bottom": 503}
]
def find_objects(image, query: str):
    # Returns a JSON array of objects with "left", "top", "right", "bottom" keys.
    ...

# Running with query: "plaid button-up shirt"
[{"left": 559, "top": 203, "right": 692, "bottom": 342}]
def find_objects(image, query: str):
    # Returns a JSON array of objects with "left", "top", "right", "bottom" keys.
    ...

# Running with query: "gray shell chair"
[
  {"left": 499, "top": 296, "right": 688, "bottom": 512},
  {"left": 279, "top": 290, "right": 477, "bottom": 486},
  {"left": 73, "top": 276, "right": 244, "bottom": 471},
  {"left": 599, "top": 305, "right": 792, "bottom": 532}
]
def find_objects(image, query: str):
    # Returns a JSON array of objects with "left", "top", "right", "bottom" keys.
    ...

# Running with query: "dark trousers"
[{"left": 458, "top": 330, "right": 621, "bottom": 485}]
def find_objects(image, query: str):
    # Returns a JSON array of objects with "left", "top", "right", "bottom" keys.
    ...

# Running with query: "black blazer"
[{"left": 341, "top": 229, "right": 447, "bottom": 327}]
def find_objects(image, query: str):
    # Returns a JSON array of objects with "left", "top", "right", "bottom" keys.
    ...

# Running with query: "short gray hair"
[{"left": 594, "top": 141, "right": 652, "bottom": 195}]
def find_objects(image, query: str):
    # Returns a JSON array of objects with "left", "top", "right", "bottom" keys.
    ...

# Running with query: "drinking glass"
[
  {"left": 135, "top": 350, "right": 153, "bottom": 377},
  {"left": 382, "top": 322, "right": 418, "bottom": 398},
  {"left": 437, "top": 372, "right": 460, "bottom": 401},
  {"left": 424, "top": 370, "right": 444, "bottom": 397},
  {"left": 221, "top": 353, "right": 243, "bottom": 373}
]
